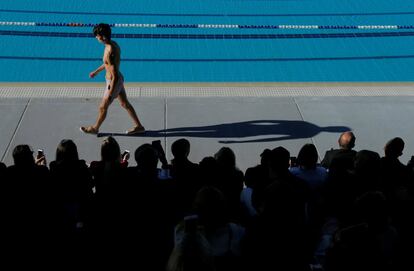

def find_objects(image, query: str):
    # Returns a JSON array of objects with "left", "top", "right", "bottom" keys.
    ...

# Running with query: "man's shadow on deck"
[{"left": 98, "top": 120, "right": 351, "bottom": 143}]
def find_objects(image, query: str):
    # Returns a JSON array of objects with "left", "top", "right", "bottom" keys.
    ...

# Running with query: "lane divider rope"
[{"left": 0, "top": 21, "right": 412, "bottom": 30}]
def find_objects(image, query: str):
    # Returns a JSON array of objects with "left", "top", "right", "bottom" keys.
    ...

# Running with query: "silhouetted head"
[
  {"left": 12, "top": 144, "right": 35, "bottom": 167},
  {"left": 199, "top": 156, "right": 220, "bottom": 186},
  {"left": 268, "top": 146, "right": 290, "bottom": 172},
  {"left": 384, "top": 137, "right": 404, "bottom": 158},
  {"left": 354, "top": 150, "right": 381, "bottom": 174},
  {"left": 101, "top": 136, "right": 121, "bottom": 162},
  {"left": 56, "top": 139, "right": 79, "bottom": 163},
  {"left": 338, "top": 131, "right": 356, "bottom": 150},
  {"left": 134, "top": 143, "right": 159, "bottom": 169},
  {"left": 93, "top": 23, "right": 111, "bottom": 42},
  {"left": 297, "top": 143, "right": 318, "bottom": 169},
  {"left": 199, "top": 156, "right": 218, "bottom": 170},
  {"left": 260, "top": 148, "right": 272, "bottom": 166},
  {"left": 166, "top": 218, "right": 214, "bottom": 271},
  {"left": 192, "top": 186, "right": 227, "bottom": 229},
  {"left": 171, "top": 138, "right": 190, "bottom": 160},
  {"left": 214, "top": 147, "right": 236, "bottom": 169}
]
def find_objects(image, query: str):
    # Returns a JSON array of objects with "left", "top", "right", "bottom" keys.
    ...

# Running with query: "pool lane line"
[
  {"left": 1, "top": 8, "right": 414, "bottom": 17},
  {"left": 2, "top": 21, "right": 414, "bottom": 30},
  {"left": 2, "top": 29, "right": 414, "bottom": 39},
  {"left": 2, "top": 55, "right": 414, "bottom": 62}
]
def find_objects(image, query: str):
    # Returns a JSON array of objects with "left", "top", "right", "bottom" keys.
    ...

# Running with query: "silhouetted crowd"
[{"left": 1, "top": 131, "right": 413, "bottom": 270}]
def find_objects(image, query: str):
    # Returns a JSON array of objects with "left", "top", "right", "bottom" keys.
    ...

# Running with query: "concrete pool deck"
[{"left": 1, "top": 82, "right": 414, "bottom": 171}]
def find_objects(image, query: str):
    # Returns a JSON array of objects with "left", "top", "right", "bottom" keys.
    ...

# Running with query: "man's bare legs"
[
  {"left": 81, "top": 91, "right": 144, "bottom": 135},
  {"left": 118, "top": 91, "right": 145, "bottom": 134},
  {"left": 80, "top": 97, "right": 112, "bottom": 134}
]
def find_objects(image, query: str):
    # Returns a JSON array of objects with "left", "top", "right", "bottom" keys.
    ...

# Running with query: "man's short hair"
[
  {"left": 171, "top": 138, "right": 190, "bottom": 158},
  {"left": 12, "top": 144, "right": 34, "bottom": 166},
  {"left": 268, "top": 146, "right": 290, "bottom": 170},
  {"left": 134, "top": 143, "right": 158, "bottom": 168},
  {"left": 93, "top": 23, "right": 111, "bottom": 40},
  {"left": 384, "top": 137, "right": 404, "bottom": 158}
]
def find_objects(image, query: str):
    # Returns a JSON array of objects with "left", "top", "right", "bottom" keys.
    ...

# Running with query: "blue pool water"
[{"left": 1, "top": 0, "right": 414, "bottom": 82}]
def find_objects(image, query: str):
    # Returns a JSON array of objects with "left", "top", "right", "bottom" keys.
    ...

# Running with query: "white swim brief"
[{"left": 104, "top": 74, "right": 125, "bottom": 101}]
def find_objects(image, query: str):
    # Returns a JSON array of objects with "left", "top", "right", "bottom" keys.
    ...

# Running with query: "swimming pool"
[{"left": 1, "top": 0, "right": 414, "bottom": 82}]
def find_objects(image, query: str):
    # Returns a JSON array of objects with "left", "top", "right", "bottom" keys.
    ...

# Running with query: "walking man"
[{"left": 81, "top": 23, "right": 145, "bottom": 135}]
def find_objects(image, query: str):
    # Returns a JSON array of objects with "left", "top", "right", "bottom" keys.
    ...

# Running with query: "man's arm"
[{"left": 89, "top": 64, "right": 105, "bottom": 78}]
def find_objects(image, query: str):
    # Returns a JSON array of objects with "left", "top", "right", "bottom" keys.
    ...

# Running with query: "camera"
[
  {"left": 37, "top": 149, "right": 44, "bottom": 158},
  {"left": 152, "top": 140, "right": 163, "bottom": 152},
  {"left": 152, "top": 140, "right": 169, "bottom": 168},
  {"left": 121, "top": 150, "right": 130, "bottom": 161},
  {"left": 35, "top": 149, "right": 46, "bottom": 166},
  {"left": 152, "top": 140, "right": 164, "bottom": 156}
]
